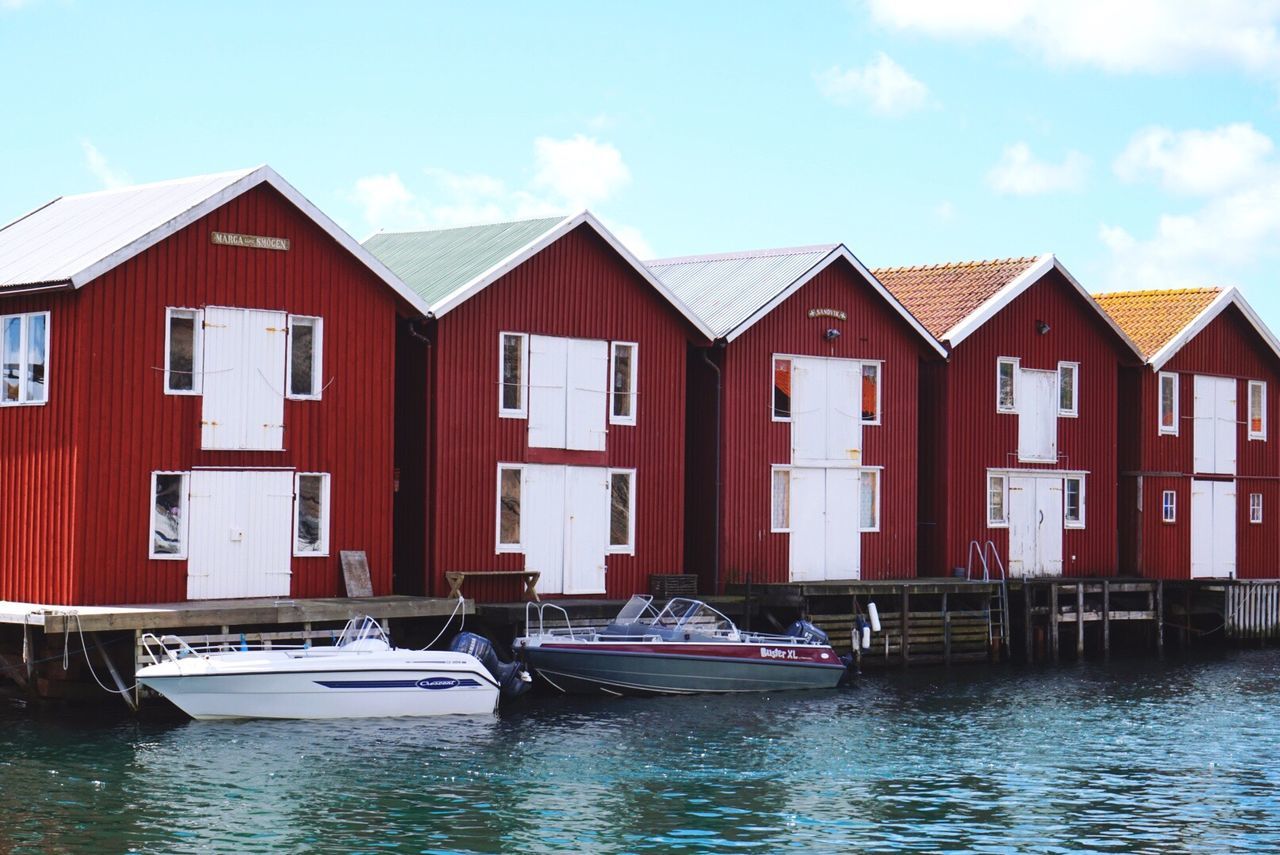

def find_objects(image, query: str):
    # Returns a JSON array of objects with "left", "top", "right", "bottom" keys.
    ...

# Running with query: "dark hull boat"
[{"left": 515, "top": 596, "right": 847, "bottom": 696}]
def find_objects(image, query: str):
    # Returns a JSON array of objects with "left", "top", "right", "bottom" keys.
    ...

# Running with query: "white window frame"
[
  {"left": 1248, "top": 380, "right": 1267, "bottom": 441},
  {"left": 498, "top": 332, "right": 529, "bottom": 419},
  {"left": 1058, "top": 361, "right": 1079, "bottom": 418},
  {"left": 607, "top": 468, "right": 637, "bottom": 554},
  {"left": 609, "top": 341, "right": 638, "bottom": 427},
  {"left": 1162, "top": 490, "right": 1177, "bottom": 524},
  {"left": 293, "top": 472, "right": 331, "bottom": 557},
  {"left": 1251, "top": 492, "right": 1263, "bottom": 524},
  {"left": 860, "top": 361, "right": 883, "bottom": 426},
  {"left": 996, "top": 357, "right": 1019, "bottom": 414},
  {"left": 1158, "top": 372, "right": 1179, "bottom": 437},
  {"left": 772, "top": 356, "right": 793, "bottom": 423},
  {"left": 495, "top": 463, "right": 525, "bottom": 552},
  {"left": 149, "top": 470, "right": 190, "bottom": 560},
  {"left": 163, "top": 307, "right": 203, "bottom": 396},
  {"left": 286, "top": 315, "right": 323, "bottom": 401},
  {"left": 1064, "top": 475, "right": 1086, "bottom": 529},
  {"left": 860, "top": 468, "right": 881, "bottom": 532},
  {"left": 771, "top": 466, "right": 792, "bottom": 532},
  {"left": 987, "top": 473, "right": 1009, "bottom": 528},
  {"left": 1, "top": 310, "right": 51, "bottom": 407}
]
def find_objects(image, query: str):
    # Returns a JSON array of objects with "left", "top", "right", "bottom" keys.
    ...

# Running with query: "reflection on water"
[{"left": 4, "top": 651, "right": 1280, "bottom": 853}]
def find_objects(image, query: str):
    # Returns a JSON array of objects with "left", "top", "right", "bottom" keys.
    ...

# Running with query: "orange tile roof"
[
  {"left": 1093, "top": 288, "right": 1222, "bottom": 360},
  {"left": 872, "top": 257, "right": 1042, "bottom": 339}
]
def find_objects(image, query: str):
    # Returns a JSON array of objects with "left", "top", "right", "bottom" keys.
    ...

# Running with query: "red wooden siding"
[
  {"left": 428, "top": 225, "right": 694, "bottom": 600},
  {"left": 926, "top": 269, "right": 1129, "bottom": 578},
  {"left": 711, "top": 259, "right": 930, "bottom": 586},
  {"left": 1119, "top": 306, "right": 1280, "bottom": 579},
  {"left": 0, "top": 184, "right": 403, "bottom": 605}
]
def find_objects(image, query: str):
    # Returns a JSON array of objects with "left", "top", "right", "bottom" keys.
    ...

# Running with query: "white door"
[
  {"left": 788, "top": 468, "right": 826, "bottom": 582},
  {"left": 200, "top": 308, "right": 286, "bottom": 451},
  {"left": 244, "top": 309, "right": 287, "bottom": 451},
  {"left": 1191, "top": 479, "right": 1237, "bottom": 578},
  {"left": 791, "top": 358, "right": 828, "bottom": 464},
  {"left": 566, "top": 339, "right": 608, "bottom": 452},
  {"left": 1007, "top": 476, "right": 1063, "bottom": 577},
  {"left": 824, "top": 468, "right": 861, "bottom": 580},
  {"left": 522, "top": 464, "right": 567, "bottom": 593},
  {"left": 564, "top": 466, "right": 609, "bottom": 594},
  {"left": 528, "top": 336, "right": 568, "bottom": 449},
  {"left": 201, "top": 307, "right": 245, "bottom": 451},
  {"left": 188, "top": 470, "right": 294, "bottom": 599},
  {"left": 1036, "top": 478, "right": 1065, "bottom": 576},
  {"left": 1194, "top": 376, "right": 1237, "bottom": 475},
  {"left": 1017, "top": 370, "right": 1058, "bottom": 463},
  {"left": 826, "top": 360, "right": 863, "bottom": 464}
]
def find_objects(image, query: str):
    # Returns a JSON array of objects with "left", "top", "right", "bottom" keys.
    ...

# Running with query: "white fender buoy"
[
  {"left": 867, "top": 602, "right": 881, "bottom": 633},
  {"left": 861, "top": 625, "right": 871, "bottom": 650}
]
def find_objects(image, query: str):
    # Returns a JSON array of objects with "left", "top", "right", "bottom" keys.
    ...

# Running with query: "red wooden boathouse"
[
  {"left": 649, "top": 245, "right": 945, "bottom": 591},
  {"left": 364, "top": 214, "right": 712, "bottom": 601},
  {"left": 0, "top": 167, "right": 429, "bottom": 605},
  {"left": 876, "top": 256, "right": 1142, "bottom": 579},
  {"left": 1096, "top": 287, "right": 1280, "bottom": 580}
]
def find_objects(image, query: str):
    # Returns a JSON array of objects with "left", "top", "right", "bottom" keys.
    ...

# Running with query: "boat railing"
[
  {"left": 525, "top": 601, "right": 577, "bottom": 640},
  {"left": 139, "top": 632, "right": 316, "bottom": 664}
]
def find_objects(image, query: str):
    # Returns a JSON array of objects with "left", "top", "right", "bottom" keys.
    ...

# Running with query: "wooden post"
[
  {"left": 93, "top": 634, "right": 138, "bottom": 713},
  {"left": 900, "top": 586, "right": 910, "bottom": 667},
  {"left": 1024, "top": 583, "right": 1035, "bottom": 664},
  {"left": 1183, "top": 585, "right": 1192, "bottom": 650},
  {"left": 1156, "top": 579, "right": 1165, "bottom": 657},
  {"left": 1049, "top": 583, "right": 1060, "bottom": 664},
  {"left": 21, "top": 620, "right": 34, "bottom": 684},
  {"left": 1075, "top": 584, "right": 1085, "bottom": 658},
  {"left": 942, "top": 592, "right": 952, "bottom": 666},
  {"left": 1102, "top": 580, "right": 1111, "bottom": 659}
]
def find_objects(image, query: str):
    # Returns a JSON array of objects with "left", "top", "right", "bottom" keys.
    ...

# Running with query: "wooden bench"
[{"left": 444, "top": 570, "right": 541, "bottom": 602}]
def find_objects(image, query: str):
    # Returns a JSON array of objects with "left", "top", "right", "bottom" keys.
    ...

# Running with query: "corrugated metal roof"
[
  {"left": 646, "top": 245, "right": 838, "bottom": 339},
  {"left": 363, "top": 217, "right": 569, "bottom": 308},
  {"left": 0, "top": 168, "right": 258, "bottom": 289}
]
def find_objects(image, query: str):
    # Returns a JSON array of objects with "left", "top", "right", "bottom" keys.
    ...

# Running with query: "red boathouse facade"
[
  {"left": 1097, "top": 288, "right": 1280, "bottom": 580},
  {"left": 0, "top": 167, "right": 428, "bottom": 605},
  {"left": 365, "top": 214, "right": 712, "bottom": 601},
  {"left": 876, "top": 256, "right": 1141, "bottom": 579},
  {"left": 650, "top": 245, "right": 945, "bottom": 591}
]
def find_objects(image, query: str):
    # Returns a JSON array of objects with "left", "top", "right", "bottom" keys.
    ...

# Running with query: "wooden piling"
[
  {"left": 1076, "top": 583, "right": 1085, "bottom": 659},
  {"left": 93, "top": 634, "right": 137, "bottom": 713},
  {"left": 942, "top": 592, "right": 952, "bottom": 665},
  {"left": 1102, "top": 580, "right": 1111, "bottom": 659},
  {"left": 900, "top": 586, "right": 911, "bottom": 667},
  {"left": 1049, "top": 583, "right": 1060, "bottom": 663},
  {"left": 1156, "top": 580, "right": 1165, "bottom": 657},
  {"left": 1023, "top": 583, "right": 1034, "bottom": 664}
]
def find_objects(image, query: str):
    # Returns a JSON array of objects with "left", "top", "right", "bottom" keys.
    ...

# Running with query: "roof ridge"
[
  {"left": 647, "top": 243, "right": 838, "bottom": 267},
  {"left": 872, "top": 255, "right": 1041, "bottom": 275},
  {"left": 60, "top": 166, "right": 260, "bottom": 201},
  {"left": 1094, "top": 286, "right": 1224, "bottom": 298},
  {"left": 370, "top": 214, "right": 569, "bottom": 239}
]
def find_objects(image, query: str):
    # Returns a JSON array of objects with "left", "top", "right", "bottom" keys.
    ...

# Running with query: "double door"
[
  {"left": 522, "top": 464, "right": 610, "bottom": 595},
  {"left": 1191, "top": 479, "right": 1236, "bottom": 579},
  {"left": 1007, "top": 475, "right": 1064, "bottom": 578},
  {"left": 789, "top": 468, "right": 861, "bottom": 582},
  {"left": 1017, "top": 368, "right": 1059, "bottom": 464},
  {"left": 187, "top": 470, "right": 294, "bottom": 599}
]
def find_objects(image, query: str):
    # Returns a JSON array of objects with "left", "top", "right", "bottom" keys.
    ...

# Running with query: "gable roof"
[
  {"left": 0, "top": 166, "right": 429, "bottom": 314},
  {"left": 874, "top": 253, "right": 1141, "bottom": 356},
  {"left": 1095, "top": 286, "right": 1280, "bottom": 370},
  {"left": 363, "top": 212, "right": 714, "bottom": 339},
  {"left": 647, "top": 244, "right": 945, "bottom": 355}
]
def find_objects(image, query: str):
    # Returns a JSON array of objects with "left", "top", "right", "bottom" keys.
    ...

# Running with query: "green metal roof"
[{"left": 363, "top": 216, "right": 568, "bottom": 309}]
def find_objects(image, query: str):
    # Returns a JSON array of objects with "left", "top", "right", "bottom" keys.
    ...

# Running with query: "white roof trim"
[
  {"left": 941, "top": 253, "right": 1142, "bottom": 358},
  {"left": 429, "top": 210, "right": 716, "bottom": 340},
  {"left": 1148, "top": 287, "right": 1280, "bottom": 371},
  {"left": 44, "top": 165, "right": 432, "bottom": 316},
  {"left": 724, "top": 245, "right": 947, "bottom": 356}
]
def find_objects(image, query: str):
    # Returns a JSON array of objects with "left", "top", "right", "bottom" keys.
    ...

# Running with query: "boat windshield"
[
  {"left": 335, "top": 616, "right": 389, "bottom": 648},
  {"left": 650, "top": 599, "right": 738, "bottom": 636},
  {"left": 613, "top": 595, "right": 658, "bottom": 625}
]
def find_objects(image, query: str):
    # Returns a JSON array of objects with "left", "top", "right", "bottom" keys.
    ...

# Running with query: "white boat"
[{"left": 136, "top": 616, "right": 501, "bottom": 720}]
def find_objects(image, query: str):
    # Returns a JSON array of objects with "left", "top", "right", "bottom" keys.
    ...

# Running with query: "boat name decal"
[
  {"left": 417, "top": 677, "right": 461, "bottom": 690},
  {"left": 313, "top": 677, "right": 481, "bottom": 690},
  {"left": 760, "top": 647, "right": 800, "bottom": 660}
]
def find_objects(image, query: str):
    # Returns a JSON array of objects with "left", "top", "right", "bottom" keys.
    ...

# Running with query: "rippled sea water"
[{"left": 4, "top": 651, "right": 1280, "bottom": 853}]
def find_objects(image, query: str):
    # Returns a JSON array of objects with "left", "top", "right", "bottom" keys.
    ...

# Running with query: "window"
[
  {"left": 1162, "top": 490, "right": 1177, "bottom": 524},
  {"left": 149, "top": 472, "right": 189, "bottom": 559},
  {"left": 772, "top": 357, "right": 792, "bottom": 421},
  {"left": 610, "top": 342, "right": 637, "bottom": 426},
  {"left": 860, "top": 469, "right": 880, "bottom": 531},
  {"left": 165, "top": 308, "right": 202, "bottom": 395},
  {"left": 1058, "top": 362, "right": 1079, "bottom": 417},
  {"left": 861, "top": 363, "right": 881, "bottom": 423},
  {"left": 294, "top": 473, "right": 330, "bottom": 556},
  {"left": 988, "top": 474, "right": 1008, "bottom": 527},
  {"left": 496, "top": 465, "right": 523, "bottom": 550},
  {"left": 287, "top": 316, "right": 323, "bottom": 400},
  {"left": 1, "top": 311, "right": 49, "bottom": 406},
  {"left": 1249, "top": 380, "right": 1267, "bottom": 440},
  {"left": 498, "top": 333, "right": 528, "bottom": 418},
  {"left": 608, "top": 469, "right": 635, "bottom": 553},
  {"left": 1159, "top": 372, "right": 1179, "bottom": 436},
  {"left": 997, "top": 358, "right": 1018, "bottom": 413},
  {"left": 1251, "top": 493, "right": 1263, "bottom": 524},
  {"left": 1064, "top": 476, "right": 1085, "bottom": 528},
  {"left": 771, "top": 468, "right": 791, "bottom": 532}
]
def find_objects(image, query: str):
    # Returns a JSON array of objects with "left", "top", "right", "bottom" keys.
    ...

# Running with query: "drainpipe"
[{"left": 701, "top": 343, "right": 725, "bottom": 594}]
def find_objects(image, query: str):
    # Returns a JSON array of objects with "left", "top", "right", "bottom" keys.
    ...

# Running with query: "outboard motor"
[
  {"left": 450, "top": 632, "right": 533, "bottom": 701},
  {"left": 784, "top": 619, "right": 830, "bottom": 646}
]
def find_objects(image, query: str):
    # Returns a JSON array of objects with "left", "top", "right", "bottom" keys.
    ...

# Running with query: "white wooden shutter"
[
  {"left": 522, "top": 464, "right": 567, "bottom": 594},
  {"left": 791, "top": 358, "right": 827, "bottom": 464},
  {"left": 567, "top": 338, "right": 608, "bottom": 451},
  {"left": 201, "top": 307, "right": 245, "bottom": 451},
  {"left": 1017, "top": 369, "right": 1058, "bottom": 463},
  {"left": 1214, "top": 481, "right": 1237, "bottom": 579},
  {"left": 564, "top": 466, "right": 609, "bottom": 594},
  {"left": 825, "top": 360, "right": 862, "bottom": 464},
  {"left": 1217, "top": 378, "right": 1238, "bottom": 475},
  {"left": 787, "top": 467, "right": 826, "bottom": 582},
  {"left": 824, "top": 468, "right": 860, "bottom": 580},
  {"left": 244, "top": 310, "right": 287, "bottom": 451},
  {"left": 528, "top": 336, "right": 568, "bottom": 449},
  {"left": 1193, "top": 376, "right": 1215, "bottom": 474}
]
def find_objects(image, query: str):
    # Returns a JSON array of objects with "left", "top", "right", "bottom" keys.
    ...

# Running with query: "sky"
[{"left": 3, "top": 0, "right": 1280, "bottom": 328}]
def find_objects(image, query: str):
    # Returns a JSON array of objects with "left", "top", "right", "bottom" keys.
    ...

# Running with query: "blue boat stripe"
[{"left": 315, "top": 678, "right": 484, "bottom": 689}]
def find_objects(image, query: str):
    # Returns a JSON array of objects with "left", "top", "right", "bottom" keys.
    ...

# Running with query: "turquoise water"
[{"left": 4, "top": 652, "right": 1280, "bottom": 853}]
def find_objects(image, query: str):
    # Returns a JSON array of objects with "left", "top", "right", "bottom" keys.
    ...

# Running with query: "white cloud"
[
  {"left": 532, "top": 134, "right": 631, "bottom": 208},
  {"left": 1114, "top": 123, "right": 1274, "bottom": 196},
  {"left": 815, "top": 52, "right": 930, "bottom": 115},
  {"left": 81, "top": 140, "right": 129, "bottom": 189},
  {"left": 351, "top": 172, "right": 427, "bottom": 232},
  {"left": 987, "top": 143, "right": 1089, "bottom": 195},
  {"left": 866, "top": 0, "right": 1280, "bottom": 76}
]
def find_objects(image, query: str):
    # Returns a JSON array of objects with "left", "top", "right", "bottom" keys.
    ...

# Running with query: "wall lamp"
[
  {"left": 1036, "top": 320, "right": 1051, "bottom": 335},
  {"left": 824, "top": 328, "right": 842, "bottom": 341}
]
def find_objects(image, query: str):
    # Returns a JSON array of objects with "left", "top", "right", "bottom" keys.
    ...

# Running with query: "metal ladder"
[{"left": 967, "top": 540, "right": 1011, "bottom": 656}]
